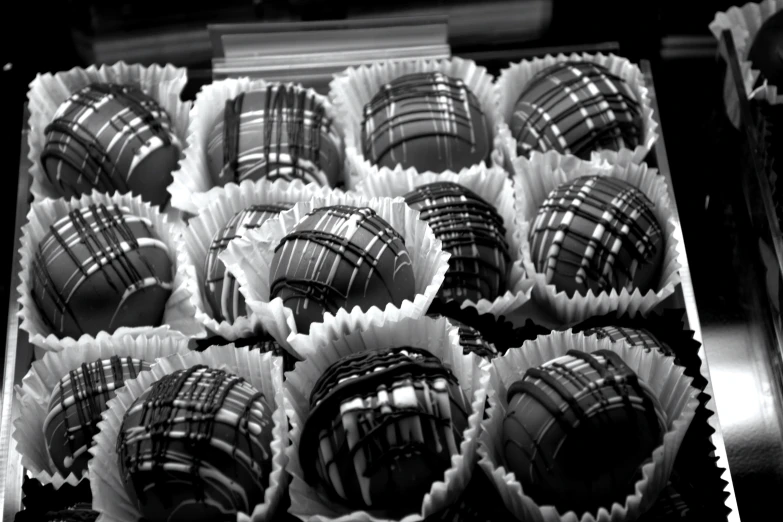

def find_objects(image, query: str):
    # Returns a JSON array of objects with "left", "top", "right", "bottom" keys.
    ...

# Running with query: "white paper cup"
[
  {"left": 355, "top": 164, "right": 533, "bottom": 317},
  {"left": 283, "top": 315, "right": 490, "bottom": 521},
  {"left": 26, "top": 61, "right": 190, "bottom": 203},
  {"left": 219, "top": 192, "right": 451, "bottom": 359},
  {"left": 17, "top": 190, "right": 204, "bottom": 352},
  {"left": 328, "top": 57, "right": 503, "bottom": 189},
  {"left": 512, "top": 151, "right": 681, "bottom": 325},
  {"left": 89, "top": 345, "right": 289, "bottom": 522},
  {"left": 478, "top": 330, "right": 698, "bottom": 522}
]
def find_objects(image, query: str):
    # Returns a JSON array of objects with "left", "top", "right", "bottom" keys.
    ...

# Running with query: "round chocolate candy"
[
  {"left": 203, "top": 202, "right": 294, "bottom": 322},
  {"left": 511, "top": 61, "right": 645, "bottom": 160},
  {"left": 428, "top": 313, "right": 498, "bottom": 359},
  {"left": 188, "top": 332, "right": 299, "bottom": 373},
  {"left": 41, "top": 83, "right": 180, "bottom": 207},
  {"left": 404, "top": 182, "right": 510, "bottom": 304},
  {"left": 30, "top": 204, "right": 173, "bottom": 339},
  {"left": 44, "top": 356, "right": 150, "bottom": 477},
  {"left": 529, "top": 175, "right": 664, "bottom": 297},
  {"left": 207, "top": 84, "right": 344, "bottom": 188},
  {"left": 300, "top": 347, "right": 470, "bottom": 516},
  {"left": 502, "top": 349, "right": 667, "bottom": 515},
  {"left": 269, "top": 205, "right": 416, "bottom": 334},
  {"left": 361, "top": 72, "right": 492, "bottom": 172},
  {"left": 582, "top": 325, "right": 675, "bottom": 357},
  {"left": 118, "top": 365, "right": 275, "bottom": 522},
  {"left": 748, "top": 9, "right": 783, "bottom": 90}
]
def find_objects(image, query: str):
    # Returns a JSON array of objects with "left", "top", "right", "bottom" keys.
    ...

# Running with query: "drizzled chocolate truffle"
[
  {"left": 529, "top": 175, "right": 664, "bottom": 297},
  {"left": 207, "top": 84, "right": 344, "bottom": 187},
  {"left": 300, "top": 347, "right": 470, "bottom": 516},
  {"left": 361, "top": 72, "right": 492, "bottom": 172},
  {"left": 203, "top": 202, "right": 294, "bottom": 322},
  {"left": 42, "top": 83, "right": 180, "bottom": 207},
  {"left": 748, "top": 10, "right": 783, "bottom": 90},
  {"left": 270, "top": 205, "right": 416, "bottom": 334},
  {"left": 428, "top": 313, "right": 498, "bottom": 359},
  {"left": 404, "top": 182, "right": 510, "bottom": 304},
  {"left": 118, "top": 365, "right": 275, "bottom": 522},
  {"left": 502, "top": 350, "right": 667, "bottom": 515},
  {"left": 582, "top": 325, "right": 675, "bottom": 357},
  {"left": 30, "top": 204, "right": 173, "bottom": 338},
  {"left": 511, "top": 61, "right": 644, "bottom": 160}
]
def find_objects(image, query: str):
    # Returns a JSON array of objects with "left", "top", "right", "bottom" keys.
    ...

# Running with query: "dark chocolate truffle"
[
  {"left": 428, "top": 313, "right": 498, "bottom": 359},
  {"left": 269, "top": 205, "right": 416, "bottom": 334},
  {"left": 511, "top": 61, "right": 645, "bottom": 160},
  {"left": 748, "top": 10, "right": 783, "bottom": 90},
  {"left": 502, "top": 350, "right": 667, "bottom": 515},
  {"left": 207, "top": 84, "right": 344, "bottom": 187},
  {"left": 204, "top": 202, "right": 294, "bottom": 322},
  {"left": 529, "top": 175, "right": 664, "bottom": 297},
  {"left": 300, "top": 347, "right": 470, "bottom": 516},
  {"left": 582, "top": 325, "right": 674, "bottom": 357},
  {"left": 41, "top": 83, "right": 180, "bottom": 207},
  {"left": 30, "top": 204, "right": 174, "bottom": 338},
  {"left": 361, "top": 72, "right": 492, "bottom": 172},
  {"left": 404, "top": 182, "right": 510, "bottom": 304},
  {"left": 44, "top": 356, "right": 150, "bottom": 477},
  {"left": 188, "top": 332, "right": 299, "bottom": 372},
  {"left": 40, "top": 503, "right": 98, "bottom": 522},
  {"left": 118, "top": 365, "right": 275, "bottom": 522}
]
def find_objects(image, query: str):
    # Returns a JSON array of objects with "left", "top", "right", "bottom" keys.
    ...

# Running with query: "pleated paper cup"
[
  {"left": 89, "top": 345, "right": 289, "bottom": 522},
  {"left": 710, "top": 0, "right": 783, "bottom": 128},
  {"left": 17, "top": 190, "right": 204, "bottom": 352},
  {"left": 355, "top": 164, "right": 533, "bottom": 317},
  {"left": 495, "top": 52, "right": 659, "bottom": 170},
  {"left": 477, "top": 330, "right": 698, "bottom": 522},
  {"left": 168, "top": 77, "right": 346, "bottom": 215},
  {"left": 219, "top": 192, "right": 451, "bottom": 359},
  {"left": 328, "top": 57, "right": 503, "bottom": 189},
  {"left": 182, "top": 178, "right": 341, "bottom": 341},
  {"left": 283, "top": 315, "right": 490, "bottom": 521},
  {"left": 513, "top": 151, "right": 681, "bottom": 325},
  {"left": 26, "top": 62, "right": 190, "bottom": 203},
  {"left": 11, "top": 333, "right": 190, "bottom": 488}
]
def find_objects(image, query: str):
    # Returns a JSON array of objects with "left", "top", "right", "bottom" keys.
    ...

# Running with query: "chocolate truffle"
[
  {"left": 361, "top": 72, "right": 492, "bottom": 172},
  {"left": 404, "top": 182, "right": 510, "bottom": 304},
  {"left": 118, "top": 365, "right": 275, "bottom": 522},
  {"left": 41, "top": 83, "right": 180, "bottom": 207},
  {"left": 582, "top": 325, "right": 675, "bottom": 357},
  {"left": 30, "top": 204, "right": 173, "bottom": 338},
  {"left": 748, "top": 10, "right": 783, "bottom": 90},
  {"left": 529, "top": 175, "right": 664, "bottom": 297},
  {"left": 207, "top": 84, "right": 344, "bottom": 187},
  {"left": 188, "top": 332, "right": 299, "bottom": 372},
  {"left": 511, "top": 61, "right": 645, "bottom": 160},
  {"left": 428, "top": 313, "right": 498, "bottom": 359},
  {"left": 300, "top": 347, "right": 470, "bottom": 516},
  {"left": 44, "top": 356, "right": 150, "bottom": 477},
  {"left": 204, "top": 202, "right": 294, "bottom": 322},
  {"left": 502, "top": 350, "right": 667, "bottom": 515},
  {"left": 269, "top": 205, "right": 416, "bottom": 334}
]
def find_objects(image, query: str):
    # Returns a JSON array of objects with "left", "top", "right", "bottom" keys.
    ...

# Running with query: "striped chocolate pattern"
[
  {"left": 511, "top": 61, "right": 644, "bottom": 160},
  {"left": 203, "top": 202, "right": 294, "bottom": 322},
  {"left": 529, "top": 175, "right": 663, "bottom": 297},
  {"left": 30, "top": 204, "right": 173, "bottom": 338},
  {"left": 502, "top": 350, "right": 667, "bottom": 514},
  {"left": 300, "top": 347, "right": 470, "bottom": 515},
  {"left": 43, "top": 356, "right": 149, "bottom": 477},
  {"left": 361, "top": 72, "right": 492, "bottom": 172},
  {"left": 269, "top": 205, "right": 416, "bottom": 334},
  {"left": 404, "top": 182, "right": 510, "bottom": 304},
  {"left": 118, "top": 365, "right": 275, "bottom": 522},
  {"left": 582, "top": 325, "right": 674, "bottom": 357}
]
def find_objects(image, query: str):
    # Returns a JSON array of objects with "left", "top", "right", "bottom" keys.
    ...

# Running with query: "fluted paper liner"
[
  {"left": 17, "top": 190, "right": 204, "bottom": 352},
  {"left": 328, "top": 57, "right": 503, "bottom": 189},
  {"left": 169, "top": 77, "right": 346, "bottom": 215},
  {"left": 513, "top": 151, "right": 681, "bottom": 325},
  {"left": 283, "top": 315, "right": 490, "bottom": 521},
  {"left": 89, "top": 345, "right": 289, "bottom": 522},
  {"left": 26, "top": 62, "right": 190, "bottom": 203},
  {"left": 356, "top": 165, "right": 533, "bottom": 316},
  {"left": 710, "top": 0, "right": 783, "bottom": 127},
  {"left": 182, "top": 178, "right": 342, "bottom": 341},
  {"left": 11, "top": 333, "right": 190, "bottom": 488},
  {"left": 495, "top": 53, "right": 659, "bottom": 171},
  {"left": 219, "top": 192, "right": 451, "bottom": 359},
  {"left": 477, "top": 330, "right": 698, "bottom": 522}
]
